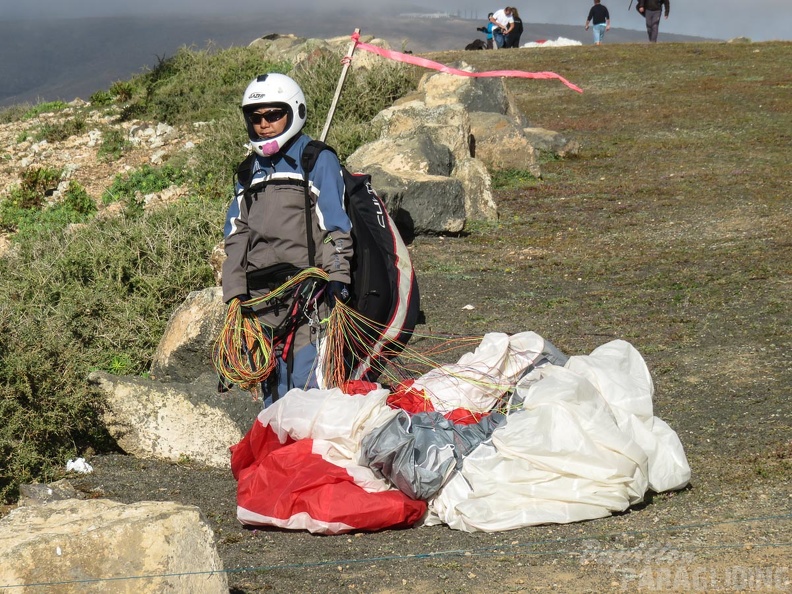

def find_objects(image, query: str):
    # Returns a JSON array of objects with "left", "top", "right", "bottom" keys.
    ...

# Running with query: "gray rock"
[
  {"left": 18, "top": 480, "right": 85, "bottom": 507},
  {"left": 363, "top": 165, "right": 466, "bottom": 235},
  {"left": 470, "top": 111, "right": 541, "bottom": 176},
  {"left": 522, "top": 127, "right": 581, "bottom": 157}
]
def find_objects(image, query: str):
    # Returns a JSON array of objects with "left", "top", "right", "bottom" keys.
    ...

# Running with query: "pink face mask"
[{"left": 256, "top": 139, "right": 281, "bottom": 156}]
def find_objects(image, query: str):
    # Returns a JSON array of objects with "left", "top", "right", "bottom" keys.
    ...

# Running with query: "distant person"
[
  {"left": 585, "top": 0, "right": 610, "bottom": 45},
  {"left": 490, "top": 7, "right": 514, "bottom": 49},
  {"left": 637, "top": 0, "right": 669, "bottom": 42},
  {"left": 477, "top": 13, "right": 496, "bottom": 49},
  {"left": 504, "top": 7, "right": 524, "bottom": 48}
]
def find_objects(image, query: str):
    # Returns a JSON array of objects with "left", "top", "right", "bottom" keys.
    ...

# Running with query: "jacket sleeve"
[
  {"left": 310, "top": 150, "right": 353, "bottom": 284},
  {"left": 221, "top": 182, "right": 250, "bottom": 303}
]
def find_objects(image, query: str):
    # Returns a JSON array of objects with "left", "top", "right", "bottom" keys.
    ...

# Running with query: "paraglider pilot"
[{"left": 222, "top": 73, "right": 353, "bottom": 406}]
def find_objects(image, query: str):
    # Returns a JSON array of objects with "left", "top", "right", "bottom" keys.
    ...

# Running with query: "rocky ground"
[{"left": 0, "top": 102, "right": 192, "bottom": 256}]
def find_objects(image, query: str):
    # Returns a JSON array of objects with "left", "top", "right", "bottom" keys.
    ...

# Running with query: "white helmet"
[{"left": 241, "top": 73, "right": 307, "bottom": 157}]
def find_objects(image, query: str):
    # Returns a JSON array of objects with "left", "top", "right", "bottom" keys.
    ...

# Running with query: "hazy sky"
[{"left": 1, "top": 0, "right": 790, "bottom": 42}]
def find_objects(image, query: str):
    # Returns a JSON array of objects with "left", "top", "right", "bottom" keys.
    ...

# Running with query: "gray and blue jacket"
[{"left": 222, "top": 133, "right": 353, "bottom": 303}]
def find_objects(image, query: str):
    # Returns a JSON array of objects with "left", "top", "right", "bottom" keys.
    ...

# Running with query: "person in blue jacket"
[
  {"left": 477, "top": 14, "right": 496, "bottom": 49},
  {"left": 222, "top": 73, "right": 353, "bottom": 406}
]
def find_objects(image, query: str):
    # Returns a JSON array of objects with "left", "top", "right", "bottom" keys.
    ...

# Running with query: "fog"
[{"left": 1, "top": 0, "right": 789, "bottom": 42}]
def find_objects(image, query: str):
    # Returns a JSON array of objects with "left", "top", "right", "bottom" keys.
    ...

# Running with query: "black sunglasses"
[{"left": 249, "top": 110, "right": 287, "bottom": 124}]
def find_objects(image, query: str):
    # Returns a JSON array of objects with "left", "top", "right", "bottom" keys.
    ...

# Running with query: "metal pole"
[{"left": 320, "top": 28, "right": 360, "bottom": 143}]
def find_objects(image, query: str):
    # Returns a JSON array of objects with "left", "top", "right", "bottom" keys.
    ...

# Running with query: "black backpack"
[
  {"left": 301, "top": 140, "right": 422, "bottom": 382},
  {"left": 235, "top": 141, "right": 422, "bottom": 382}
]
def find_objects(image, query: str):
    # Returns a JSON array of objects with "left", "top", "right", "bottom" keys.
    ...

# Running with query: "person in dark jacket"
[
  {"left": 503, "top": 7, "right": 524, "bottom": 48},
  {"left": 637, "top": 0, "right": 670, "bottom": 42},
  {"left": 222, "top": 73, "right": 353, "bottom": 406},
  {"left": 585, "top": 0, "right": 610, "bottom": 45}
]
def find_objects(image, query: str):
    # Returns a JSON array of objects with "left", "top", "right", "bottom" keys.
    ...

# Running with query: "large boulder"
[
  {"left": 150, "top": 287, "right": 226, "bottom": 383},
  {"left": 417, "top": 62, "right": 528, "bottom": 125},
  {"left": 88, "top": 371, "right": 257, "bottom": 468},
  {"left": 348, "top": 133, "right": 454, "bottom": 177},
  {"left": 360, "top": 165, "right": 466, "bottom": 236},
  {"left": 0, "top": 499, "right": 227, "bottom": 594},
  {"left": 350, "top": 102, "right": 497, "bottom": 230},
  {"left": 451, "top": 157, "right": 498, "bottom": 221},
  {"left": 371, "top": 101, "right": 472, "bottom": 164}
]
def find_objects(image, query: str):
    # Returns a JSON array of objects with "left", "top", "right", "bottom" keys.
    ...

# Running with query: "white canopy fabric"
[{"left": 424, "top": 339, "right": 691, "bottom": 532}]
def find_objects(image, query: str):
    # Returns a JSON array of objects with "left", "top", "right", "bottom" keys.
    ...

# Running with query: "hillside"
[
  {"left": 2, "top": 40, "right": 790, "bottom": 593},
  {"left": 0, "top": 11, "right": 713, "bottom": 107}
]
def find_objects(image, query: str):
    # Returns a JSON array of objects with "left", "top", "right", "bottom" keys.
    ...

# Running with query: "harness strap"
[{"left": 303, "top": 177, "right": 315, "bottom": 268}]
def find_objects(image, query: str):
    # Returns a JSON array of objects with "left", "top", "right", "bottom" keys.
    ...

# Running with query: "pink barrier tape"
[{"left": 350, "top": 32, "right": 583, "bottom": 94}]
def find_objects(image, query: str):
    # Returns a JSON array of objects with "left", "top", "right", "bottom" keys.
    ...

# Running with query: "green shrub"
[
  {"left": 0, "top": 199, "right": 223, "bottom": 501},
  {"left": 187, "top": 106, "right": 249, "bottom": 201},
  {"left": 93, "top": 81, "right": 138, "bottom": 106},
  {"left": 1, "top": 173, "right": 97, "bottom": 240},
  {"left": 97, "top": 127, "right": 131, "bottom": 161},
  {"left": 22, "top": 101, "right": 69, "bottom": 120},
  {"left": 89, "top": 89, "right": 114, "bottom": 106},
  {"left": 1, "top": 104, "right": 31, "bottom": 125},
  {"left": 109, "top": 80, "right": 136, "bottom": 102},
  {"left": 102, "top": 164, "right": 187, "bottom": 215},
  {"left": 61, "top": 180, "right": 97, "bottom": 216},
  {"left": 125, "top": 45, "right": 288, "bottom": 126},
  {"left": 0, "top": 166, "right": 62, "bottom": 231},
  {"left": 35, "top": 116, "right": 87, "bottom": 143}
]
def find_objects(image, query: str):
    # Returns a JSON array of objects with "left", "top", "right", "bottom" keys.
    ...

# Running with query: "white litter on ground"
[{"left": 66, "top": 457, "right": 94, "bottom": 473}]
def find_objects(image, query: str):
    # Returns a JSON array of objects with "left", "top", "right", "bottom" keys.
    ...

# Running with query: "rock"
[
  {"left": 88, "top": 371, "right": 258, "bottom": 468},
  {"left": 371, "top": 101, "right": 472, "bottom": 164},
  {"left": 418, "top": 62, "right": 527, "bottom": 125},
  {"left": 347, "top": 133, "right": 454, "bottom": 177},
  {"left": 353, "top": 101, "right": 496, "bottom": 229},
  {"left": 249, "top": 33, "right": 390, "bottom": 72},
  {"left": 470, "top": 111, "right": 541, "bottom": 176},
  {"left": 0, "top": 233, "right": 12, "bottom": 259},
  {"left": 360, "top": 165, "right": 466, "bottom": 236},
  {"left": 0, "top": 499, "right": 228, "bottom": 594},
  {"left": 452, "top": 158, "right": 498, "bottom": 221},
  {"left": 150, "top": 287, "right": 226, "bottom": 383},
  {"left": 522, "top": 127, "right": 581, "bottom": 157},
  {"left": 18, "top": 480, "right": 85, "bottom": 507}
]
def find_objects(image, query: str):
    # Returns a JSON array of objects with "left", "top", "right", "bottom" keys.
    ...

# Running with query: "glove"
[
  {"left": 231, "top": 294, "right": 253, "bottom": 314},
  {"left": 326, "top": 281, "right": 350, "bottom": 308},
  {"left": 476, "top": 26, "right": 487, "bottom": 33}
]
